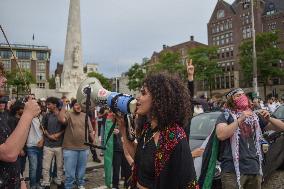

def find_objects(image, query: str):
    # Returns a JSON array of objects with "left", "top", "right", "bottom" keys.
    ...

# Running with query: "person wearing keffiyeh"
[{"left": 198, "top": 88, "right": 284, "bottom": 189}]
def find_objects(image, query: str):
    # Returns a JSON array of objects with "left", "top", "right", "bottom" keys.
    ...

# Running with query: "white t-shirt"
[{"left": 26, "top": 116, "right": 43, "bottom": 147}]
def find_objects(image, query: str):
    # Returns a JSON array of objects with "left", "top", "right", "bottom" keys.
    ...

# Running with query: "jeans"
[
  {"left": 26, "top": 146, "right": 43, "bottom": 188},
  {"left": 63, "top": 149, "right": 89, "bottom": 189}
]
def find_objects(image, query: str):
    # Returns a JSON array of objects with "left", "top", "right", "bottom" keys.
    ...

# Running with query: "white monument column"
[{"left": 59, "top": 0, "right": 85, "bottom": 98}]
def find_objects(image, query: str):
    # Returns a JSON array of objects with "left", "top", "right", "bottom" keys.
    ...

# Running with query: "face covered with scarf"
[
  {"left": 226, "top": 88, "right": 250, "bottom": 111},
  {"left": 232, "top": 92, "right": 250, "bottom": 111}
]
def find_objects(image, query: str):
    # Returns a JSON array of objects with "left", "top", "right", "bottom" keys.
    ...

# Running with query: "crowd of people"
[{"left": 1, "top": 59, "right": 284, "bottom": 189}]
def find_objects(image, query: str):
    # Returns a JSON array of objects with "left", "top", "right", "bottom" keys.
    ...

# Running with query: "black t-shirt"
[
  {"left": 135, "top": 128, "right": 156, "bottom": 189},
  {"left": 0, "top": 111, "right": 20, "bottom": 189},
  {"left": 216, "top": 112, "right": 266, "bottom": 175},
  {"left": 42, "top": 113, "right": 65, "bottom": 147}
]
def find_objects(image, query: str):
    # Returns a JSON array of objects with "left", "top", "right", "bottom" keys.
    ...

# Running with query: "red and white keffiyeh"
[{"left": 227, "top": 110, "right": 263, "bottom": 189}]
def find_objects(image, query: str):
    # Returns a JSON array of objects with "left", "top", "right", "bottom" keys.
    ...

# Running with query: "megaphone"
[{"left": 76, "top": 77, "right": 137, "bottom": 115}]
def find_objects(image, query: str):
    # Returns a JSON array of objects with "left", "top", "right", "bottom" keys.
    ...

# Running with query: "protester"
[
  {"left": 117, "top": 72, "right": 198, "bottom": 189},
  {"left": 58, "top": 99, "right": 95, "bottom": 189},
  {"left": 267, "top": 97, "right": 277, "bottom": 113},
  {"left": 112, "top": 120, "right": 124, "bottom": 189},
  {"left": 88, "top": 106, "right": 101, "bottom": 163},
  {"left": 26, "top": 101, "right": 45, "bottom": 189},
  {"left": 41, "top": 97, "right": 65, "bottom": 188},
  {"left": 98, "top": 105, "right": 108, "bottom": 156},
  {"left": 0, "top": 96, "right": 40, "bottom": 188},
  {"left": 200, "top": 88, "right": 284, "bottom": 189}
]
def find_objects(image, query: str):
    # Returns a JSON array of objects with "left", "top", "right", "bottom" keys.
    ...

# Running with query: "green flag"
[{"left": 104, "top": 119, "right": 114, "bottom": 188}]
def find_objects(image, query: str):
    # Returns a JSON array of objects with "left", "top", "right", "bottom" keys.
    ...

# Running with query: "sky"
[{"left": 0, "top": 0, "right": 235, "bottom": 78}]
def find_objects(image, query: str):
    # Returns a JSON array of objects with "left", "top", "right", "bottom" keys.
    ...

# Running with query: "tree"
[
  {"left": 126, "top": 63, "right": 146, "bottom": 91},
  {"left": 189, "top": 46, "right": 221, "bottom": 97},
  {"left": 48, "top": 76, "right": 56, "bottom": 89},
  {"left": 6, "top": 70, "right": 36, "bottom": 97},
  {"left": 87, "top": 72, "right": 112, "bottom": 91},
  {"left": 150, "top": 51, "right": 187, "bottom": 80},
  {"left": 239, "top": 32, "right": 284, "bottom": 97}
]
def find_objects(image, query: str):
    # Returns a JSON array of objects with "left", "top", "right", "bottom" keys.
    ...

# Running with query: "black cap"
[{"left": 0, "top": 96, "right": 8, "bottom": 104}]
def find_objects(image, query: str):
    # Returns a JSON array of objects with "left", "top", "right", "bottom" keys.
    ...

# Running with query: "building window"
[
  {"left": 266, "top": 3, "right": 276, "bottom": 15},
  {"left": 18, "top": 60, "right": 30, "bottom": 69},
  {"left": 217, "top": 10, "right": 225, "bottom": 19},
  {"left": 2, "top": 60, "right": 11, "bottom": 71},
  {"left": 230, "top": 75, "right": 235, "bottom": 87},
  {"left": 231, "top": 62, "right": 235, "bottom": 71},
  {"left": 37, "top": 52, "right": 47, "bottom": 60},
  {"left": 37, "top": 62, "right": 46, "bottom": 72},
  {"left": 242, "top": 26, "right": 252, "bottom": 39},
  {"left": 0, "top": 50, "right": 12, "bottom": 59},
  {"left": 243, "top": 0, "right": 250, "bottom": 9},
  {"left": 226, "top": 76, "right": 230, "bottom": 88},
  {"left": 268, "top": 22, "right": 277, "bottom": 31},
  {"left": 37, "top": 83, "right": 45, "bottom": 88},
  {"left": 16, "top": 51, "right": 31, "bottom": 59},
  {"left": 229, "top": 20, "right": 233, "bottom": 29},
  {"left": 37, "top": 73, "right": 46, "bottom": 81}
]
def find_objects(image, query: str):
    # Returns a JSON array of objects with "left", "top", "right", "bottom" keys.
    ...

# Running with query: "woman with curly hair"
[{"left": 117, "top": 72, "right": 198, "bottom": 189}]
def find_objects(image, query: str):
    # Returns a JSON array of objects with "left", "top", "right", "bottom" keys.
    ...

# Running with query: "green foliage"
[
  {"left": 6, "top": 70, "right": 35, "bottom": 86},
  {"left": 151, "top": 52, "right": 187, "bottom": 79},
  {"left": 189, "top": 46, "right": 221, "bottom": 94},
  {"left": 6, "top": 70, "right": 36, "bottom": 95},
  {"left": 126, "top": 63, "right": 146, "bottom": 91},
  {"left": 48, "top": 76, "right": 56, "bottom": 89},
  {"left": 239, "top": 32, "right": 284, "bottom": 87},
  {"left": 87, "top": 72, "right": 111, "bottom": 90}
]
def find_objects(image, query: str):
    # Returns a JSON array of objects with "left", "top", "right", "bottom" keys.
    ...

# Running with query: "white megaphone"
[{"left": 76, "top": 77, "right": 137, "bottom": 114}]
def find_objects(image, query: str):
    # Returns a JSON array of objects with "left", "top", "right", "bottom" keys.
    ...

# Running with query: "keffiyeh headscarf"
[
  {"left": 225, "top": 109, "right": 263, "bottom": 188},
  {"left": 226, "top": 88, "right": 244, "bottom": 99}
]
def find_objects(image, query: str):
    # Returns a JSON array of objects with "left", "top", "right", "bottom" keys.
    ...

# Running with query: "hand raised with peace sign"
[{"left": 186, "top": 59, "right": 194, "bottom": 81}]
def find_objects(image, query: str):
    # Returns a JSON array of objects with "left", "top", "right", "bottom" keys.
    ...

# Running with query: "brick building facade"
[
  {"left": 148, "top": 36, "right": 207, "bottom": 67},
  {"left": 207, "top": 0, "right": 284, "bottom": 97}
]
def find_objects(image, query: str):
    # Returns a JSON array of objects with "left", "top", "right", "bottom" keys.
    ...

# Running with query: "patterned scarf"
[{"left": 226, "top": 109, "right": 263, "bottom": 188}]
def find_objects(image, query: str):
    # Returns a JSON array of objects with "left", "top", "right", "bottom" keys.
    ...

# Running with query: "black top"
[
  {"left": 0, "top": 111, "right": 20, "bottom": 189},
  {"left": 135, "top": 127, "right": 157, "bottom": 189},
  {"left": 42, "top": 113, "right": 65, "bottom": 147},
  {"left": 185, "top": 80, "right": 194, "bottom": 138},
  {"left": 216, "top": 112, "right": 266, "bottom": 174},
  {"left": 134, "top": 126, "right": 198, "bottom": 189}
]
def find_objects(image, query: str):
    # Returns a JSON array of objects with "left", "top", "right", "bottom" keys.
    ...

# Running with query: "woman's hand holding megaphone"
[{"left": 114, "top": 114, "right": 126, "bottom": 133}]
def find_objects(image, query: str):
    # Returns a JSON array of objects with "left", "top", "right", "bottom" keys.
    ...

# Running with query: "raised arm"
[
  {"left": 0, "top": 99, "right": 40, "bottom": 162},
  {"left": 187, "top": 59, "right": 194, "bottom": 97},
  {"left": 216, "top": 110, "right": 252, "bottom": 141},
  {"left": 58, "top": 103, "right": 67, "bottom": 124},
  {"left": 259, "top": 109, "right": 284, "bottom": 131}
]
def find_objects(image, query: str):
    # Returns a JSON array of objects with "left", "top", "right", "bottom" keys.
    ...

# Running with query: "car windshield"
[
  {"left": 190, "top": 112, "right": 221, "bottom": 140},
  {"left": 273, "top": 105, "right": 284, "bottom": 120}
]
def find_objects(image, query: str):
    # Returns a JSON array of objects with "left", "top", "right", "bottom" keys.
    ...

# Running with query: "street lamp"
[{"left": 251, "top": 0, "right": 258, "bottom": 96}]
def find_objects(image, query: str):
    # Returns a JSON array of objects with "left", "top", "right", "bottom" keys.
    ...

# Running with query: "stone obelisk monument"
[{"left": 58, "top": 0, "right": 85, "bottom": 98}]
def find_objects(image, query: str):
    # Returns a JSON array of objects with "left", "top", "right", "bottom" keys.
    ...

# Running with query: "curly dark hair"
[{"left": 141, "top": 72, "right": 192, "bottom": 130}]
